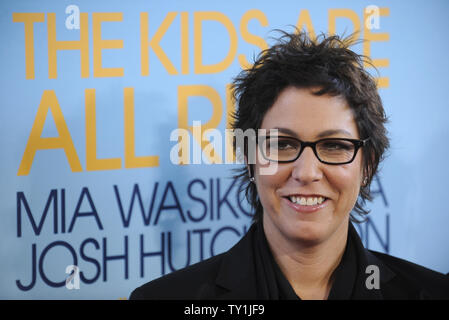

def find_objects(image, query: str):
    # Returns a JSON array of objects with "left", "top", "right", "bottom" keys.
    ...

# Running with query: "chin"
[{"left": 284, "top": 220, "right": 330, "bottom": 244}]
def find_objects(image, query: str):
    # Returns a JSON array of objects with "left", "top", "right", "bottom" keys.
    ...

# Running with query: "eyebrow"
[
  {"left": 272, "top": 127, "right": 354, "bottom": 139},
  {"left": 316, "top": 129, "right": 354, "bottom": 139}
]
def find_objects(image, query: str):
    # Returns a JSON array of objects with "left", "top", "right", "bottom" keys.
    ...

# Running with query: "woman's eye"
[
  {"left": 277, "top": 140, "right": 295, "bottom": 149},
  {"left": 322, "top": 142, "right": 351, "bottom": 150}
]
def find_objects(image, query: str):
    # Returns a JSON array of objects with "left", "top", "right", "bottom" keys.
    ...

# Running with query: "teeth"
[{"left": 289, "top": 196, "right": 325, "bottom": 206}]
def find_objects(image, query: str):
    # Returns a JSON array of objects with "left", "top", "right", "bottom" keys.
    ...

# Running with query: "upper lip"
[{"left": 283, "top": 193, "right": 328, "bottom": 198}]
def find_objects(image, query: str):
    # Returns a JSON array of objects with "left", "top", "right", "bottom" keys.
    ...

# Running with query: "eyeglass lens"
[{"left": 263, "top": 137, "right": 357, "bottom": 164}]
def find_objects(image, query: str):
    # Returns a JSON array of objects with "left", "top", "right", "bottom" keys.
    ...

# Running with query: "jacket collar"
[{"left": 214, "top": 221, "right": 398, "bottom": 300}]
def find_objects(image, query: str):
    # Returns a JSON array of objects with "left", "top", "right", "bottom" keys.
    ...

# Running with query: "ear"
[
  {"left": 246, "top": 164, "right": 254, "bottom": 180},
  {"left": 362, "top": 175, "right": 368, "bottom": 187},
  {"left": 361, "top": 158, "right": 375, "bottom": 187},
  {"left": 244, "top": 155, "right": 255, "bottom": 181}
]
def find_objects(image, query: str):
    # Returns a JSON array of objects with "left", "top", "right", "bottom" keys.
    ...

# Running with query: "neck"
[{"left": 263, "top": 217, "right": 349, "bottom": 300}]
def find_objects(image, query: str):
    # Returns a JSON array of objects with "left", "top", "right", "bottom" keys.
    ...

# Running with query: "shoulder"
[
  {"left": 369, "top": 250, "right": 449, "bottom": 299},
  {"left": 130, "top": 222, "right": 258, "bottom": 300},
  {"left": 130, "top": 252, "right": 226, "bottom": 300}
]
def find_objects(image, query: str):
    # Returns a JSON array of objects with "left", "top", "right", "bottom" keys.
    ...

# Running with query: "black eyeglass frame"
[{"left": 258, "top": 136, "right": 370, "bottom": 165}]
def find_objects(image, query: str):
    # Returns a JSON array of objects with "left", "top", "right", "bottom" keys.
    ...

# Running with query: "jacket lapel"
[
  {"left": 214, "top": 223, "right": 260, "bottom": 299},
  {"left": 349, "top": 222, "right": 396, "bottom": 299}
]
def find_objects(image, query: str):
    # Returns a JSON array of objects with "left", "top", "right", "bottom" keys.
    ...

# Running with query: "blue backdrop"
[{"left": 1, "top": 0, "right": 448, "bottom": 299}]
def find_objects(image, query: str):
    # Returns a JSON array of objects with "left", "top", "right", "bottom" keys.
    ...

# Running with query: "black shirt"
[{"left": 255, "top": 218, "right": 357, "bottom": 300}]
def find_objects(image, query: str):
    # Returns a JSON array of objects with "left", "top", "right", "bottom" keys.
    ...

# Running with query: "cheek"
[
  {"left": 254, "top": 164, "right": 290, "bottom": 204},
  {"left": 327, "top": 165, "right": 363, "bottom": 208}
]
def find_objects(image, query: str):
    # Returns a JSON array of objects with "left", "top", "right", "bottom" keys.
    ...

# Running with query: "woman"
[{"left": 130, "top": 31, "right": 449, "bottom": 300}]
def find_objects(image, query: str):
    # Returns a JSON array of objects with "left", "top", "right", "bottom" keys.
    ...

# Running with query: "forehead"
[{"left": 260, "top": 87, "right": 359, "bottom": 139}]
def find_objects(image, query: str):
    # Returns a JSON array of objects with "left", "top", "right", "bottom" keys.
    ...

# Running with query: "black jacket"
[{"left": 130, "top": 222, "right": 449, "bottom": 300}]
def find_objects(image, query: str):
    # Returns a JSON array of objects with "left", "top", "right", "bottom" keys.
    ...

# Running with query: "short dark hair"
[{"left": 231, "top": 30, "right": 389, "bottom": 223}]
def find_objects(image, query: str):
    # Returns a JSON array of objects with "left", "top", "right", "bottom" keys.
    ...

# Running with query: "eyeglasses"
[{"left": 258, "top": 136, "right": 369, "bottom": 165}]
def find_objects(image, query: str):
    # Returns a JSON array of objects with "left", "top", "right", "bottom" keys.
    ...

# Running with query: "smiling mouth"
[{"left": 285, "top": 195, "right": 327, "bottom": 206}]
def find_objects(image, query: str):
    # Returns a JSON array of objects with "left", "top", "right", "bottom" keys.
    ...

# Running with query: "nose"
[{"left": 290, "top": 146, "right": 323, "bottom": 184}]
